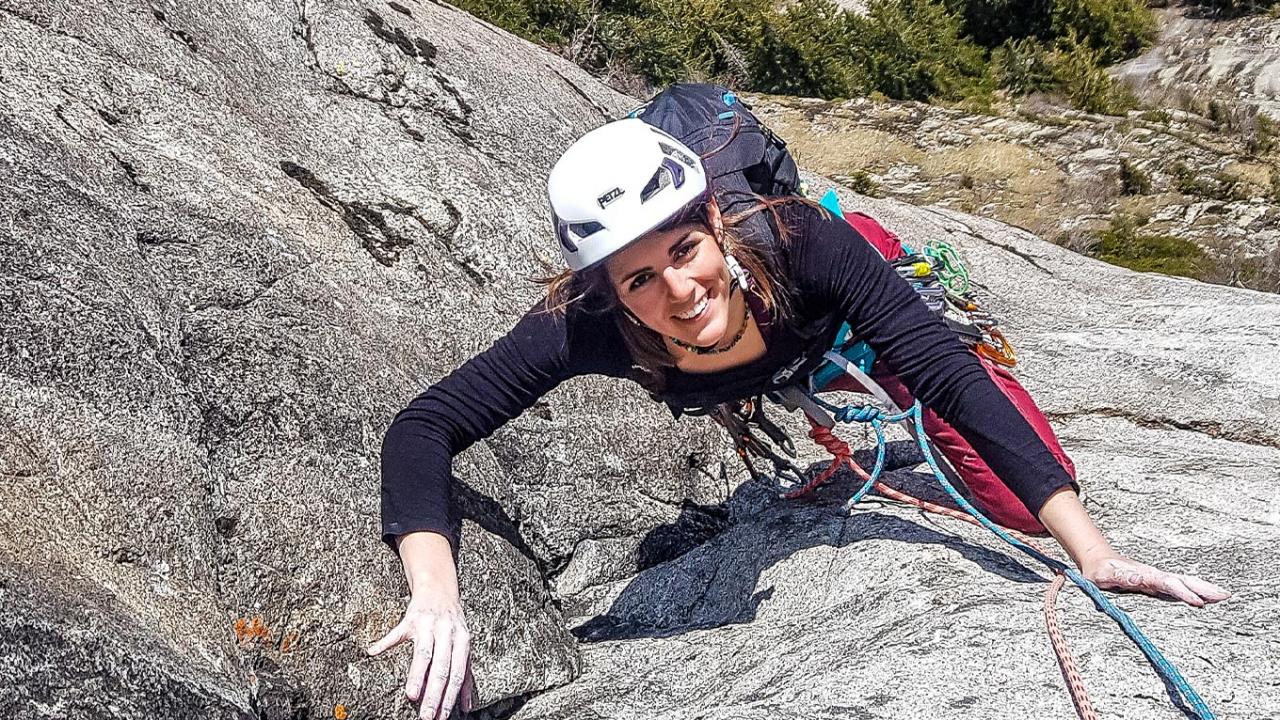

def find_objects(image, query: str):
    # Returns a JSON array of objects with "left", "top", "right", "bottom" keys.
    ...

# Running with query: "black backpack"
[{"left": 627, "top": 84, "right": 801, "bottom": 224}]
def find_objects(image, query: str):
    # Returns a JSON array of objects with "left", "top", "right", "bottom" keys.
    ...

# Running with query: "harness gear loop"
[{"left": 708, "top": 397, "right": 807, "bottom": 489}]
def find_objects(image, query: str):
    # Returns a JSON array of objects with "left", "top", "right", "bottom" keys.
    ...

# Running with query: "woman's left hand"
[{"left": 1080, "top": 554, "right": 1232, "bottom": 607}]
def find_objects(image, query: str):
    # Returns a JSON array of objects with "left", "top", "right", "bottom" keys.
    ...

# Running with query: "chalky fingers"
[{"left": 420, "top": 623, "right": 453, "bottom": 720}]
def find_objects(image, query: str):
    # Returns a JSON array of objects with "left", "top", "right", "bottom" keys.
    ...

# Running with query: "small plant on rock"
[
  {"left": 1207, "top": 99, "right": 1233, "bottom": 128},
  {"left": 1089, "top": 212, "right": 1205, "bottom": 279},
  {"left": 1170, "top": 161, "right": 1248, "bottom": 202},
  {"left": 1119, "top": 158, "right": 1151, "bottom": 195},
  {"left": 1139, "top": 108, "right": 1172, "bottom": 124},
  {"left": 844, "top": 169, "right": 884, "bottom": 197},
  {"left": 1245, "top": 114, "right": 1277, "bottom": 157}
]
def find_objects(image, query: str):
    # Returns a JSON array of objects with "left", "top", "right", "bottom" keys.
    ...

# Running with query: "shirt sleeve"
[
  {"left": 785, "top": 203, "right": 1076, "bottom": 517},
  {"left": 379, "top": 301, "right": 619, "bottom": 552}
]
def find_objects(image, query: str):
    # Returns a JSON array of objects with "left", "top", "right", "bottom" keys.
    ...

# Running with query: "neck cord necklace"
[{"left": 670, "top": 289, "right": 751, "bottom": 356}]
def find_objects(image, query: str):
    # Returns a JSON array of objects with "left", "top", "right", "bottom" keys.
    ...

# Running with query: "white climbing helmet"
[{"left": 548, "top": 118, "right": 708, "bottom": 271}]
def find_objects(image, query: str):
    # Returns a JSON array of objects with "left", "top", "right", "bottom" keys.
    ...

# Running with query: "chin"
[{"left": 689, "top": 298, "right": 730, "bottom": 346}]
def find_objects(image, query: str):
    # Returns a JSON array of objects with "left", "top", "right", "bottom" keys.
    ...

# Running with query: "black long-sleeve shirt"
[{"left": 380, "top": 202, "right": 1075, "bottom": 550}]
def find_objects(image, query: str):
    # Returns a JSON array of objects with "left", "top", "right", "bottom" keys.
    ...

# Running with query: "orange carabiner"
[{"left": 976, "top": 327, "right": 1018, "bottom": 367}]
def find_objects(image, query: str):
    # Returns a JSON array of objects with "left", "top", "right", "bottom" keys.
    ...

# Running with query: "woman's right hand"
[{"left": 368, "top": 532, "right": 474, "bottom": 720}]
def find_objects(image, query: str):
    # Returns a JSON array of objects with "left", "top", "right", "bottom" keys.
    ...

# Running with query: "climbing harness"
[
  {"left": 706, "top": 334, "right": 1216, "bottom": 718},
  {"left": 708, "top": 330, "right": 1217, "bottom": 717}
]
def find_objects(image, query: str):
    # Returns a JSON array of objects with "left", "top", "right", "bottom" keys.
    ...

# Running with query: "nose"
[{"left": 660, "top": 265, "right": 696, "bottom": 302}]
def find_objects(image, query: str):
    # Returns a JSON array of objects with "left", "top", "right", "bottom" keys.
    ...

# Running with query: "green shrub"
[
  {"left": 1207, "top": 99, "right": 1234, "bottom": 128},
  {"left": 1139, "top": 109, "right": 1172, "bottom": 124},
  {"left": 1049, "top": 0, "right": 1156, "bottom": 65},
  {"left": 610, "top": 0, "right": 773, "bottom": 87},
  {"left": 1245, "top": 114, "right": 1277, "bottom": 156},
  {"left": 992, "top": 38, "right": 1056, "bottom": 95},
  {"left": 848, "top": 0, "right": 994, "bottom": 102},
  {"left": 753, "top": 0, "right": 863, "bottom": 98},
  {"left": 843, "top": 169, "right": 884, "bottom": 197},
  {"left": 450, "top": 0, "right": 1153, "bottom": 110},
  {"left": 1170, "top": 161, "right": 1248, "bottom": 201},
  {"left": 452, "top": 0, "right": 589, "bottom": 45},
  {"left": 1048, "top": 32, "right": 1137, "bottom": 115},
  {"left": 1090, "top": 213, "right": 1205, "bottom": 279},
  {"left": 1119, "top": 158, "right": 1151, "bottom": 195}
]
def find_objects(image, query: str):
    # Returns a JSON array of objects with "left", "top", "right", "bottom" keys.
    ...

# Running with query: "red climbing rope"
[
  {"left": 802, "top": 421, "right": 1099, "bottom": 720},
  {"left": 1046, "top": 573, "right": 1099, "bottom": 720}
]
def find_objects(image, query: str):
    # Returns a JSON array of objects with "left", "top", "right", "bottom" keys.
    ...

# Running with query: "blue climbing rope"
[{"left": 808, "top": 393, "right": 1217, "bottom": 720}]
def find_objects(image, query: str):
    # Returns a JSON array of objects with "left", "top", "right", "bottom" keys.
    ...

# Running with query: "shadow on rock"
[{"left": 572, "top": 459, "right": 1045, "bottom": 643}]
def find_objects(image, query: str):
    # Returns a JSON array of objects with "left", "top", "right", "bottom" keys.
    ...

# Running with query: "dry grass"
[{"left": 1225, "top": 160, "right": 1276, "bottom": 193}]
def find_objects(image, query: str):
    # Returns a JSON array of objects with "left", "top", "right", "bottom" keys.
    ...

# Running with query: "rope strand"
[{"left": 796, "top": 399, "right": 1214, "bottom": 720}]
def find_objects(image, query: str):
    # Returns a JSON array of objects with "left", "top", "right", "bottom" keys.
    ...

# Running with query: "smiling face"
[{"left": 604, "top": 202, "right": 734, "bottom": 350}]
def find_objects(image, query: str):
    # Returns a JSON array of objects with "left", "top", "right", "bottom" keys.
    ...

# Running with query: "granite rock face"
[
  {"left": 1113, "top": 4, "right": 1280, "bottom": 122},
  {"left": 0, "top": 1, "right": 725, "bottom": 716},
  {"left": 2, "top": 1, "right": 1279, "bottom": 720}
]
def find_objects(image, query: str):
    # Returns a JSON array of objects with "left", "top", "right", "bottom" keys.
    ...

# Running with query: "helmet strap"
[
  {"left": 724, "top": 252, "right": 750, "bottom": 291},
  {"left": 620, "top": 307, "right": 645, "bottom": 327}
]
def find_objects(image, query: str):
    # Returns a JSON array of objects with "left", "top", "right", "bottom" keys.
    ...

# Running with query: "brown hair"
[{"left": 538, "top": 192, "right": 822, "bottom": 392}]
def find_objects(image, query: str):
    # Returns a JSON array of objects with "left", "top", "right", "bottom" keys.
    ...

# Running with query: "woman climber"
[{"left": 367, "top": 115, "right": 1231, "bottom": 720}]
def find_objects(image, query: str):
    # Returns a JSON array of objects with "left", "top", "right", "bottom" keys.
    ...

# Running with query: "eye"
[
  {"left": 627, "top": 272, "right": 652, "bottom": 292},
  {"left": 674, "top": 241, "right": 698, "bottom": 262}
]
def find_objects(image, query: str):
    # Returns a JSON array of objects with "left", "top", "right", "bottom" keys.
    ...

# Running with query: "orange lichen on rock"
[
  {"left": 280, "top": 631, "right": 300, "bottom": 653},
  {"left": 334, "top": 704, "right": 348, "bottom": 720},
  {"left": 233, "top": 616, "right": 270, "bottom": 645}
]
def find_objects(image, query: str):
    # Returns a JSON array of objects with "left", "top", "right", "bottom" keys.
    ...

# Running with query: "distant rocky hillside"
[
  {"left": 751, "top": 3, "right": 1280, "bottom": 294},
  {"left": 755, "top": 93, "right": 1280, "bottom": 291},
  {"left": 1114, "top": 4, "right": 1280, "bottom": 122}
]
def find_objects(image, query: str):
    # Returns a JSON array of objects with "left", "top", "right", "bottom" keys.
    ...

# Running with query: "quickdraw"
[
  {"left": 893, "top": 247, "right": 1019, "bottom": 368},
  {"left": 707, "top": 396, "right": 807, "bottom": 489},
  {"left": 923, "top": 238, "right": 971, "bottom": 295}
]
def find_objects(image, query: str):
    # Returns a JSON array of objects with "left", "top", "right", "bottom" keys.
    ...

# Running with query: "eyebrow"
[{"left": 617, "top": 232, "right": 696, "bottom": 284}]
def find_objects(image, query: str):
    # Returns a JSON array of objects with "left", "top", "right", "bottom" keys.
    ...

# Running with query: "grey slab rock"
[
  {"left": 1114, "top": 4, "right": 1280, "bottom": 121},
  {"left": 0, "top": 0, "right": 727, "bottom": 716}
]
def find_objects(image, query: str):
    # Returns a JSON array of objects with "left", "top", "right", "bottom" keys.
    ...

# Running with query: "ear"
[{"left": 705, "top": 197, "right": 723, "bottom": 236}]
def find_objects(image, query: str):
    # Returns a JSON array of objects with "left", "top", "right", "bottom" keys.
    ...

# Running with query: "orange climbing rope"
[
  {"left": 803, "top": 421, "right": 1099, "bottom": 720},
  {"left": 1046, "top": 574, "right": 1098, "bottom": 720}
]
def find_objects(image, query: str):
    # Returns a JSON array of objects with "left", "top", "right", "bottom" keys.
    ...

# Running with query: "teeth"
[{"left": 677, "top": 297, "right": 708, "bottom": 320}]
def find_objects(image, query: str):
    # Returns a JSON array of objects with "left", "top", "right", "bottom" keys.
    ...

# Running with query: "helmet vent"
[
  {"left": 640, "top": 158, "right": 687, "bottom": 203},
  {"left": 568, "top": 220, "right": 605, "bottom": 238},
  {"left": 658, "top": 141, "right": 695, "bottom": 167}
]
